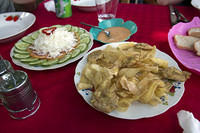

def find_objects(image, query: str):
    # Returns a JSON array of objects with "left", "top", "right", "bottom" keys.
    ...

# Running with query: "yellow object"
[{"left": 77, "top": 42, "right": 191, "bottom": 113}]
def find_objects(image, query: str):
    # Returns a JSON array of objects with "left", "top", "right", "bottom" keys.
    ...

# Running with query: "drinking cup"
[
  {"left": 0, "top": 70, "right": 40, "bottom": 119},
  {"left": 95, "top": 0, "right": 119, "bottom": 22}
]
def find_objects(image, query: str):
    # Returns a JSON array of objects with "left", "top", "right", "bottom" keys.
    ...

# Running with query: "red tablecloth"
[{"left": 0, "top": 2, "right": 200, "bottom": 133}]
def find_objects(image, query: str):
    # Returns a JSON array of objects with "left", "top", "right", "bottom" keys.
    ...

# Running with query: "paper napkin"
[
  {"left": 44, "top": 0, "right": 55, "bottom": 12},
  {"left": 177, "top": 110, "right": 200, "bottom": 133}
]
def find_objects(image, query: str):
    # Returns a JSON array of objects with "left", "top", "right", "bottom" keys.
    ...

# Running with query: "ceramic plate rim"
[
  {"left": 0, "top": 12, "right": 36, "bottom": 41},
  {"left": 74, "top": 42, "right": 185, "bottom": 119},
  {"left": 71, "top": 0, "right": 110, "bottom": 7},
  {"left": 71, "top": 0, "right": 95, "bottom": 7}
]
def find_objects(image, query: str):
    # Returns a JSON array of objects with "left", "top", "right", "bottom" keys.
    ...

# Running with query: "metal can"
[
  {"left": 0, "top": 70, "right": 40, "bottom": 119},
  {"left": 54, "top": 0, "right": 72, "bottom": 18}
]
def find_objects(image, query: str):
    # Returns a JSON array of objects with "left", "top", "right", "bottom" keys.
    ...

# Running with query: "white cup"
[{"left": 95, "top": 0, "right": 119, "bottom": 22}]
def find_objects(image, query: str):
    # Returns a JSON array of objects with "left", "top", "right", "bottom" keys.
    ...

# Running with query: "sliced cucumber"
[
  {"left": 80, "top": 36, "right": 90, "bottom": 44},
  {"left": 71, "top": 26, "right": 79, "bottom": 33},
  {"left": 65, "top": 24, "right": 72, "bottom": 31},
  {"left": 80, "top": 33, "right": 90, "bottom": 39},
  {"left": 15, "top": 41, "right": 30, "bottom": 51},
  {"left": 13, "top": 25, "right": 91, "bottom": 67},
  {"left": 28, "top": 59, "right": 47, "bottom": 66},
  {"left": 51, "top": 25, "right": 62, "bottom": 28},
  {"left": 31, "top": 31, "right": 39, "bottom": 40},
  {"left": 22, "top": 36, "right": 34, "bottom": 44},
  {"left": 77, "top": 43, "right": 88, "bottom": 52},
  {"left": 42, "top": 59, "right": 58, "bottom": 66},
  {"left": 20, "top": 57, "right": 39, "bottom": 63},
  {"left": 14, "top": 48, "right": 29, "bottom": 54},
  {"left": 78, "top": 29, "right": 85, "bottom": 34},
  {"left": 13, "top": 53, "right": 30, "bottom": 59},
  {"left": 71, "top": 49, "right": 81, "bottom": 58},
  {"left": 58, "top": 54, "right": 71, "bottom": 64}
]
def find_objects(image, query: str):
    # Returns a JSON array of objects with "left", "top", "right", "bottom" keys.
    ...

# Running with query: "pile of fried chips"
[{"left": 78, "top": 42, "right": 191, "bottom": 113}]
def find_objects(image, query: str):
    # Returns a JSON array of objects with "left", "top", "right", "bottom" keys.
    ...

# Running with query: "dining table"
[{"left": 0, "top": 1, "right": 200, "bottom": 133}]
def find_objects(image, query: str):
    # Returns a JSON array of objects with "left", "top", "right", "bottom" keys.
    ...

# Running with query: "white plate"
[
  {"left": 10, "top": 29, "right": 94, "bottom": 71},
  {"left": 71, "top": 0, "right": 96, "bottom": 12},
  {"left": 0, "top": 12, "right": 36, "bottom": 43},
  {"left": 74, "top": 42, "right": 185, "bottom": 119},
  {"left": 71, "top": 0, "right": 110, "bottom": 12}
]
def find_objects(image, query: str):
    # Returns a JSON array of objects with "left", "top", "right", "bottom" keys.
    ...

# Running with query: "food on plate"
[
  {"left": 97, "top": 27, "right": 131, "bottom": 43},
  {"left": 12, "top": 24, "right": 92, "bottom": 67},
  {"left": 28, "top": 27, "right": 77, "bottom": 59},
  {"left": 173, "top": 27, "right": 200, "bottom": 56},
  {"left": 174, "top": 35, "right": 199, "bottom": 51},
  {"left": 160, "top": 67, "right": 190, "bottom": 82},
  {"left": 188, "top": 27, "right": 200, "bottom": 38},
  {"left": 77, "top": 42, "right": 191, "bottom": 113},
  {"left": 194, "top": 40, "right": 200, "bottom": 56}
]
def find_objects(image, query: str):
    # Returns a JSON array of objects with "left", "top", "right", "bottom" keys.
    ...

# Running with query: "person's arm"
[{"left": 156, "top": 0, "right": 184, "bottom": 5}]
